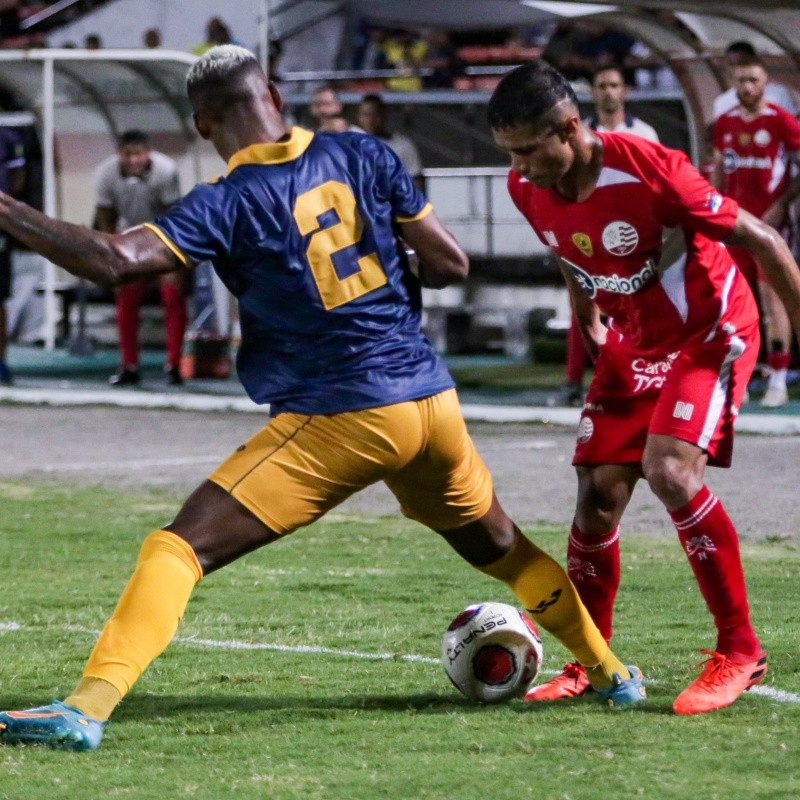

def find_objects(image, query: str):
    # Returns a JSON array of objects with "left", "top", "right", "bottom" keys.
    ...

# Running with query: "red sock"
[
  {"left": 767, "top": 351, "right": 790, "bottom": 372},
  {"left": 160, "top": 282, "right": 187, "bottom": 369},
  {"left": 565, "top": 318, "right": 588, "bottom": 386},
  {"left": 567, "top": 523, "right": 620, "bottom": 642},
  {"left": 670, "top": 486, "right": 761, "bottom": 658},
  {"left": 115, "top": 281, "right": 147, "bottom": 368}
]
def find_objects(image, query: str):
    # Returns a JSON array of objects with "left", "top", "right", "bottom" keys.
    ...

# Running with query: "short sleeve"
[
  {"left": 654, "top": 148, "right": 738, "bottom": 241},
  {"left": 779, "top": 109, "right": 800, "bottom": 152},
  {"left": 148, "top": 182, "right": 237, "bottom": 267}
]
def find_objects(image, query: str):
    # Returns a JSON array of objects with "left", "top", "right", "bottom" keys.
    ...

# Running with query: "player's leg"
[
  {"left": 0, "top": 404, "right": 428, "bottom": 748},
  {"left": 758, "top": 278, "right": 791, "bottom": 407},
  {"left": 386, "top": 390, "right": 644, "bottom": 706},
  {"left": 645, "top": 326, "right": 765, "bottom": 713},
  {"left": 110, "top": 280, "right": 147, "bottom": 385},
  {"left": 158, "top": 271, "right": 187, "bottom": 384},
  {"left": 525, "top": 463, "right": 639, "bottom": 702}
]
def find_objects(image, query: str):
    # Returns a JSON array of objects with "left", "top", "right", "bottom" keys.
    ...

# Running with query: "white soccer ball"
[{"left": 441, "top": 601, "right": 544, "bottom": 703}]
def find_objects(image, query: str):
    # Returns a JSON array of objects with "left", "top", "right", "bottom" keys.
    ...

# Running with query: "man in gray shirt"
[{"left": 94, "top": 130, "right": 185, "bottom": 385}]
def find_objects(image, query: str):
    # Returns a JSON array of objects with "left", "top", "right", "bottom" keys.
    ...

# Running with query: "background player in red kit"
[
  {"left": 489, "top": 61, "right": 800, "bottom": 714},
  {"left": 712, "top": 54, "right": 800, "bottom": 407}
]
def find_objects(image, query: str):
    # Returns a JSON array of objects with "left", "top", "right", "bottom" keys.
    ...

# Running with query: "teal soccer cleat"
[
  {"left": 0, "top": 701, "right": 105, "bottom": 751},
  {"left": 595, "top": 665, "right": 647, "bottom": 708}
]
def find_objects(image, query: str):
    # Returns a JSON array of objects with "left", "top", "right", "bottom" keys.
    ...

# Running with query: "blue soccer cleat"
[
  {"left": 0, "top": 701, "right": 105, "bottom": 751},
  {"left": 595, "top": 665, "right": 647, "bottom": 708}
]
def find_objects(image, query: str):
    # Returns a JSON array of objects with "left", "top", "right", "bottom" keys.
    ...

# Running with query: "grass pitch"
[{"left": 1, "top": 481, "right": 799, "bottom": 800}]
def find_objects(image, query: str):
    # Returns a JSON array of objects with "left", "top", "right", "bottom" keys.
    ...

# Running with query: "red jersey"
[
  {"left": 713, "top": 102, "right": 800, "bottom": 220},
  {"left": 509, "top": 133, "right": 758, "bottom": 358}
]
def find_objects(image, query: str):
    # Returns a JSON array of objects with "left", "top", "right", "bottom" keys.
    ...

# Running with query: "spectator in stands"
[
  {"left": 93, "top": 130, "right": 186, "bottom": 386},
  {"left": 0, "top": 120, "right": 24, "bottom": 385},
  {"left": 142, "top": 27, "right": 161, "bottom": 49},
  {"left": 191, "top": 17, "right": 241, "bottom": 57},
  {"left": 421, "top": 30, "right": 459, "bottom": 89},
  {"left": 713, "top": 41, "right": 799, "bottom": 120},
  {"left": 84, "top": 33, "right": 102, "bottom": 50},
  {"left": 542, "top": 22, "right": 633, "bottom": 86},
  {"left": 308, "top": 86, "right": 360, "bottom": 133},
  {"left": 550, "top": 64, "right": 660, "bottom": 408},
  {"left": 380, "top": 29, "right": 427, "bottom": 92},
  {"left": 356, "top": 94, "right": 424, "bottom": 190}
]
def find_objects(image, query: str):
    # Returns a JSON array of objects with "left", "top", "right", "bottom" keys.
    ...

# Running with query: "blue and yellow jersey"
[{"left": 146, "top": 127, "right": 454, "bottom": 414}]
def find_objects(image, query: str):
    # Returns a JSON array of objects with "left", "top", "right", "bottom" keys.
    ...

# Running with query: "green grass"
[{"left": 1, "top": 481, "right": 799, "bottom": 800}]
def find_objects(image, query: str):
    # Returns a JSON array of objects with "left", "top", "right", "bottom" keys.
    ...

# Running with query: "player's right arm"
[
  {"left": 0, "top": 190, "right": 181, "bottom": 285},
  {"left": 556, "top": 255, "right": 607, "bottom": 361},
  {"left": 399, "top": 210, "right": 468, "bottom": 288}
]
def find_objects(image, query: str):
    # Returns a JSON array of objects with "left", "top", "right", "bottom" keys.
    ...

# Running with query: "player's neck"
[
  {"left": 555, "top": 130, "right": 603, "bottom": 203},
  {"left": 739, "top": 98, "right": 766, "bottom": 120}
]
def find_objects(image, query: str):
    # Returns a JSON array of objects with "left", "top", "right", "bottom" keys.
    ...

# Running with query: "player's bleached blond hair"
[{"left": 186, "top": 45, "right": 265, "bottom": 116}]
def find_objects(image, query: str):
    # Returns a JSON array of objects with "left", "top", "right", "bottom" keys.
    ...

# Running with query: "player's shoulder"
[
  {"left": 599, "top": 130, "right": 670, "bottom": 170},
  {"left": 149, "top": 150, "right": 179, "bottom": 174}
]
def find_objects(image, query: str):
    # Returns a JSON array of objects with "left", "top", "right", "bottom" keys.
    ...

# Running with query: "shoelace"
[
  {"left": 561, "top": 662, "right": 586, "bottom": 680},
  {"left": 693, "top": 649, "right": 736, "bottom": 688}
]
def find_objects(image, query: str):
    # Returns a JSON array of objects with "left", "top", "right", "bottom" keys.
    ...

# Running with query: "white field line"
[
  {"left": 39, "top": 455, "right": 221, "bottom": 473},
  {"left": 3, "top": 621, "right": 800, "bottom": 703}
]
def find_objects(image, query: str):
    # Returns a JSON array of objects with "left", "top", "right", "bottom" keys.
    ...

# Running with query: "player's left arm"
[
  {"left": 399, "top": 209, "right": 468, "bottom": 288},
  {"left": 726, "top": 207, "right": 800, "bottom": 339},
  {"left": 0, "top": 190, "right": 181, "bottom": 285}
]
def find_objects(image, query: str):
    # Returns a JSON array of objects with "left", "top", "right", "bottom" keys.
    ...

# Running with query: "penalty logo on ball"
[{"left": 441, "top": 601, "right": 543, "bottom": 703}]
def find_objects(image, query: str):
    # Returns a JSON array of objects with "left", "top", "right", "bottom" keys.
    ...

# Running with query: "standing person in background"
[
  {"left": 0, "top": 122, "right": 24, "bottom": 385},
  {"left": 550, "top": 64, "right": 659, "bottom": 407},
  {"left": 191, "top": 17, "right": 241, "bottom": 57},
  {"left": 94, "top": 130, "right": 185, "bottom": 386},
  {"left": 0, "top": 45, "right": 645, "bottom": 751},
  {"left": 713, "top": 54, "right": 800, "bottom": 408},
  {"left": 308, "top": 86, "right": 361, "bottom": 133},
  {"left": 712, "top": 41, "right": 799, "bottom": 121},
  {"left": 356, "top": 94, "right": 424, "bottom": 191}
]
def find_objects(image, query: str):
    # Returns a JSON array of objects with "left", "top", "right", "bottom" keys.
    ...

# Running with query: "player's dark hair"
[
  {"left": 487, "top": 60, "right": 578, "bottom": 131},
  {"left": 118, "top": 129, "right": 149, "bottom": 148},
  {"left": 725, "top": 40, "right": 756, "bottom": 58},
  {"left": 360, "top": 93, "right": 385, "bottom": 110}
]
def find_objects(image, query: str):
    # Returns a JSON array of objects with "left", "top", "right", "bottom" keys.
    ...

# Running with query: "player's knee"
[{"left": 642, "top": 456, "right": 690, "bottom": 505}]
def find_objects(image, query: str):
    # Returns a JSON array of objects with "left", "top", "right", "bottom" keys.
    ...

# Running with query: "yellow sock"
[
  {"left": 65, "top": 677, "right": 121, "bottom": 722},
  {"left": 71, "top": 529, "right": 203, "bottom": 715},
  {"left": 478, "top": 532, "right": 629, "bottom": 689}
]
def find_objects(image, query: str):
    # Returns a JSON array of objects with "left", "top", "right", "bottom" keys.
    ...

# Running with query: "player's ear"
[
  {"left": 192, "top": 112, "right": 212, "bottom": 141},
  {"left": 268, "top": 82, "right": 284, "bottom": 114},
  {"left": 559, "top": 114, "right": 580, "bottom": 142}
]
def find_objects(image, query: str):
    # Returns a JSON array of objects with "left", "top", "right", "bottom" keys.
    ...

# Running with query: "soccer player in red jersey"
[
  {"left": 488, "top": 61, "right": 800, "bottom": 714},
  {"left": 712, "top": 54, "right": 800, "bottom": 407}
]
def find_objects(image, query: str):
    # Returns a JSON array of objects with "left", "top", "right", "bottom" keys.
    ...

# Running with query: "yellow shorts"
[{"left": 209, "top": 388, "right": 494, "bottom": 535}]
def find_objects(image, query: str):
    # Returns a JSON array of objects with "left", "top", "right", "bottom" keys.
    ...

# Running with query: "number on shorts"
[{"left": 293, "top": 180, "right": 387, "bottom": 310}]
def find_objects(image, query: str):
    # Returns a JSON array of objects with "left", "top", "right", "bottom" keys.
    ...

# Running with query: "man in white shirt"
[{"left": 584, "top": 64, "right": 660, "bottom": 142}]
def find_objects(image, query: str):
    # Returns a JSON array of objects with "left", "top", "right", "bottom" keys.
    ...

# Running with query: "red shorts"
[{"left": 573, "top": 323, "right": 759, "bottom": 468}]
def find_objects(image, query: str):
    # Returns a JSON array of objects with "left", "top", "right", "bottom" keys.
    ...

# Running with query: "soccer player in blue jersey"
[{"left": 0, "top": 46, "right": 644, "bottom": 751}]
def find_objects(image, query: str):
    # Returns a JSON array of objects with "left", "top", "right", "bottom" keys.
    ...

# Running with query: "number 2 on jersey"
[{"left": 293, "top": 180, "right": 387, "bottom": 310}]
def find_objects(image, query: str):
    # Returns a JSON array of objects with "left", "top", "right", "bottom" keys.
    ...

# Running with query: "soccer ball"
[{"left": 441, "top": 602, "right": 543, "bottom": 703}]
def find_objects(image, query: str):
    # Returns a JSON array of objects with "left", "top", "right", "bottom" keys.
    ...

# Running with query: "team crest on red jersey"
[
  {"left": 601, "top": 221, "right": 639, "bottom": 256},
  {"left": 754, "top": 129, "right": 771, "bottom": 147}
]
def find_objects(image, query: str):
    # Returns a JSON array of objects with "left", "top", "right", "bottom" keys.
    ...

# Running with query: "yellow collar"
[{"left": 227, "top": 127, "right": 314, "bottom": 172}]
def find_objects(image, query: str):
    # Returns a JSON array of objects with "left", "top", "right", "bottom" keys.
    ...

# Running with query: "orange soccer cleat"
[
  {"left": 673, "top": 649, "right": 768, "bottom": 715},
  {"left": 524, "top": 662, "right": 592, "bottom": 702}
]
